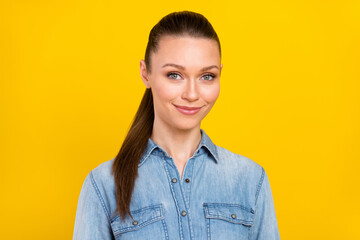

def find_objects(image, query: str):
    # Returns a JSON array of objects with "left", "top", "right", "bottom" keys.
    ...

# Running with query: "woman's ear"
[
  {"left": 220, "top": 64, "right": 223, "bottom": 76},
  {"left": 140, "top": 60, "right": 151, "bottom": 89}
]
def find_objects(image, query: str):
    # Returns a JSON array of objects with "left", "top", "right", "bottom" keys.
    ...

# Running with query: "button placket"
[
  {"left": 182, "top": 157, "right": 196, "bottom": 210},
  {"left": 162, "top": 155, "right": 191, "bottom": 240}
]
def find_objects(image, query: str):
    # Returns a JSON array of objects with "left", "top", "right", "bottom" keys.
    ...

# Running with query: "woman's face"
[{"left": 140, "top": 35, "right": 222, "bottom": 132}]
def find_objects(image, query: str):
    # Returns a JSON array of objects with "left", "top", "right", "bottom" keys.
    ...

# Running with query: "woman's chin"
[{"left": 171, "top": 120, "right": 202, "bottom": 132}]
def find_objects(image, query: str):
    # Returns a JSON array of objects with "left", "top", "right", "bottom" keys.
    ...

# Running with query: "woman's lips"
[{"left": 173, "top": 104, "right": 202, "bottom": 115}]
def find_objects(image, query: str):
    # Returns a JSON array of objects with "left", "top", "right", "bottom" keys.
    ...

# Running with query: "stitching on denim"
[
  {"left": 162, "top": 157, "right": 184, "bottom": 240},
  {"left": 111, "top": 204, "right": 163, "bottom": 222},
  {"left": 201, "top": 129, "right": 219, "bottom": 162},
  {"left": 189, "top": 154, "right": 198, "bottom": 212},
  {"left": 182, "top": 157, "right": 196, "bottom": 239},
  {"left": 250, "top": 196, "right": 260, "bottom": 240},
  {"left": 187, "top": 209, "right": 195, "bottom": 240},
  {"left": 161, "top": 218, "right": 169, "bottom": 240},
  {"left": 204, "top": 202, "right": 252, "bottom": 239},
  {"left": 111, "top": 204, "right": 165, "bottom": 235},
  {"left": 255, "top": 168, "right": 265, "bottom": 207},
  {"left": 139, "top": 145, "right": 159, "bottom": 167},
  {"left": 203, "top": 204, "right": 211, "bottom": 240},
  {"left": 204, "top": 215, "right": 253, "bottom": 226},
  {"left": 206, "top": 217, "right": 211, "bottom": 240},
  {"left": 114, "top": 215, "right": 165, "bottom": 235},
  {"left": 130, "top": 204, "right": 162, "bottom": 215},
  {"left": 250, "top": 168, "right": 265, "bottom": 239},
  {"left": 203, "top": 203, "right": 254, "bottom": 226},
  {"left": 247, "top": 224, "right": 251, "bottom": 240},
  {"left": 175, "top": 159, "right": 191, "bottom": 240},
  {"left": 90, "top": 171, "right": 110, "bottom": 220},
  {"left": 204, "top": 202, "right": 253, "bottom": 213},
  {"left": 204, "top": 145, "right": 219, "bottom": 163}
]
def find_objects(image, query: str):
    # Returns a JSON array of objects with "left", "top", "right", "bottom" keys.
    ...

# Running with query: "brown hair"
[{"left": 111, "top": 10, "right": 221, "bottom": 221}]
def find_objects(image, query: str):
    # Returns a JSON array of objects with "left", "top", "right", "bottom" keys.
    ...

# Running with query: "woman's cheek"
[
  {"left": 203, "top": 85, "right": 220, "bottom": 103},
  {"left": 159, "top": 85, "right": 180, "bottom": 100}
]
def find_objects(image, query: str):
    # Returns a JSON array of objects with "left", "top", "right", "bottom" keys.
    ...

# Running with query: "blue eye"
[
  {"left": 202, "top": 74, "right": 215, "bottom": 81},
  {"left": 167, "top": 73, "right": 182, "bottom": 80}
]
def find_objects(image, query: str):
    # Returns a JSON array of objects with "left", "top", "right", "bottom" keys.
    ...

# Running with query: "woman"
[{"left": 73, "top": 11, "right": 280, "bottom": 240}]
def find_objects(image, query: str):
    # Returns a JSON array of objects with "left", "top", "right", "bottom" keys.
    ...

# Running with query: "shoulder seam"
[
  {"left": 90, "top": 171, "right": 111, "bottom": 220},
  {"left": 255, "top": 167, "right": 265, "bottom": 206}
]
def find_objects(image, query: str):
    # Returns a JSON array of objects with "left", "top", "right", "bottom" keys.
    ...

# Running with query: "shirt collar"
[{"left": 139, "top": 129, "right": 219, "bottom": 166}]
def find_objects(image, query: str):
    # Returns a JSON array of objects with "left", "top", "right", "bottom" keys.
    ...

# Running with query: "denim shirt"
[{"left": 73, "top": 129, "right": 280, "bottom": 240}]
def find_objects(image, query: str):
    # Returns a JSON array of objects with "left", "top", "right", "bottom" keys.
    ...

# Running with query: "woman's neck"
[{"left": 150, "top": 121, "right": 202, "bottom": 178}]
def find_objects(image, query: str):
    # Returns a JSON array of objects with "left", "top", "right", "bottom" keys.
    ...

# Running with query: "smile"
[{"left": 173, "top": 104, "right": 202, "bottom": 115}]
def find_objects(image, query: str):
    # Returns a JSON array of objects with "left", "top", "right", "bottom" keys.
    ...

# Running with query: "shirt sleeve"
[
  {"left": 250, "top": 169, "right": 280, "bottom": 240},
  {"left": 73, "top": 171, "right": 114, "bottom": 240}
]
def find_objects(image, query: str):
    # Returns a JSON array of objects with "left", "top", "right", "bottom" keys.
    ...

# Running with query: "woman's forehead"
[{"left": 151, "top": 36, "right": 221, "bottom": 68}]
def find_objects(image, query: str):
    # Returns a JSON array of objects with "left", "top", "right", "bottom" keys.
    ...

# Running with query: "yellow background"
[{"left": 1, "top": 0, "right": 359, "bottom": 239}]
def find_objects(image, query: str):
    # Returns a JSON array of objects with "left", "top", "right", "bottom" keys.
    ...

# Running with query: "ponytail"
[{"left": 111, "top": 88, "right": 154, "bottom": 220}]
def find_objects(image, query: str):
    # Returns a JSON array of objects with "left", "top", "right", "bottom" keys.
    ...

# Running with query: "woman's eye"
[
  {"left": 202, "top": 74, "right": 215, "bottom": 81},
  {"left": 167, "top": 73, "right": 182, "bottom": 80}
]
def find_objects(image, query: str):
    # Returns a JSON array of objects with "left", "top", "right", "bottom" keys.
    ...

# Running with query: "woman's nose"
[{"left": 181, "top": 79, "right": 199, "bottom": 101}]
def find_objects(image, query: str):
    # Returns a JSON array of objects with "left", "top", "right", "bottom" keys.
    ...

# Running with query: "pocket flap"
[
  {"left": 203, "top": 203, "right": 254, "bottom": 226},
  {"left": 110, "top": 204, "right": 164, "bottom": 234}
]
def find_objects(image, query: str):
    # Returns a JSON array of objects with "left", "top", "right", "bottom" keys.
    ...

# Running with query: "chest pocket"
[
  {"left": 110, "top": 204, "right": 168, "bottom": 240},
  {"left": 204, "top": 203, "right": 254, "bottom": 240}
]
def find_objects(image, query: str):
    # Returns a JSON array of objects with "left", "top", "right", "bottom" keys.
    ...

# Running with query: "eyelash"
[{"left": 167, "top": 72, "right": 216, "bottom": 81}]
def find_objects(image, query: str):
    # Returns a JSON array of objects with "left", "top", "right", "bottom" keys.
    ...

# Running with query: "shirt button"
[
  {"left": 185, "top": 178, "right": 190, "bottom": 183},
  {"left": 132, "top": 220, "right": 138, "bottom": 225},
  {"left": 181, "top": 211, "right": 187, "bottom": 216},
  {"left": 172, "top": 178, "right": 177, "bottom": 183},
  {"left": 231, "top": 214, "right": 236, "bottom": 219}
]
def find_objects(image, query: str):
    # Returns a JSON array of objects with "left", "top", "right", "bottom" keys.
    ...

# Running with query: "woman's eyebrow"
[
  {"left": 201, "top": 65, "right": 219, "bottom": 71},
  {"left": 162, "top": 63, "right": 185, "bottom": 70},
  {"left": 162, "top": 63, "right": 219, "bottom": 71}
]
